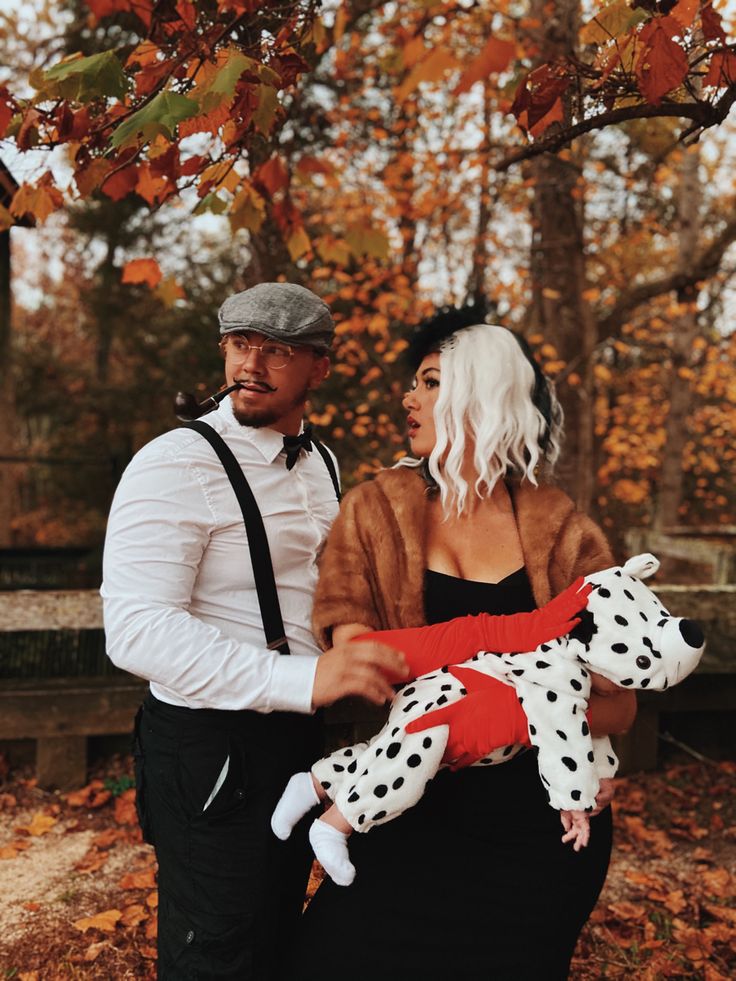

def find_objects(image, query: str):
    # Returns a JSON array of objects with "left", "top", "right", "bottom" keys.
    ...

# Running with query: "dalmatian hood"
[{"left": 569, "top": 553, "right": 705, "bottom": 692}]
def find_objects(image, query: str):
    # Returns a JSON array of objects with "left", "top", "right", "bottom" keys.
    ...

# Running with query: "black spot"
[
  {"left": 459, "top": 688, "right": 467, "bottom": 696},
  {"left": 612, "top": 643, "right": 628, "bottom": 654},
  {"left": 582, "top": 720, "right": 589, "bottom": 737},
  {"left": 640, "top": 612, "right": 648, "bottom": 621},
  {"left": 571, "top": 790, "right": 581, "bottom": 802},
  {"left": 344, "top": 748, "right": 353, "bottom": 757},
  {"left": 620, "top": 678, "right": 633, "bottom": 686},
  {"left": 614, "top": 615, "right": 629, "bottom": 626},
  {"left": 643, "top": 636, "right": 653, "bottom": 648},
  {"left": 348, "top": 792, "right": 359, "bottom": 803},
  {"left": 585, "top": 805, "right": 593, "bottom": 813},
  {"left": 570, "top": 679, "right": 582, "bottom": 691},
  {"left": 587, "top": 751, "right": 594, "bottom": 762},
  {"left": 441, "top": 684, "right": 453, "bottom": 691},
  {"left": 347, "top": 760, "right": 357, "bottom": 773},
  {"left": 321, "top": 781, "right": 331, "bottom": 790},
  {"left": 437, "top": 695, "right": 448, "bottom": 706},
  {"left": 598, "top": 587, "right": 611, "bottom": 598},
  {"left": 623, "top": 589, "right": 635, "bottom": 601},
  {"left": 512, "top": 669, "right": 524, "bottom": 677},
  {"left": 580, "top": 669, "right": 588, "bottom": 677},
  {"left": 540, "top": 644, "right": 551, "bottom": 652},
  {"left": 424, "top": 702, "right": 434, "bottom": 711},
  {"left": 657, "top": 618, "right": 667, "bottom": 628},
  {"left": 636, "top": 655, "right": 651, "bottom": 669},
  {"left": 614, "top": 570, "right": 622, "bottom": 577},
  {"left": 374, "top": 784, "right": 387, "bottom": 798},
  {"left": 641, "top": 678, "right": 650, "bottom": 688},
  {"left": 403, "top": 687, "right": 416, "bottom": 697},
  {"left": 422, "top": 737, "right": 432, "bottom": 749},
  {"left": 403, "top": 700, "right": 419, "bottom": 713},
  {"left": 556, "top": 729, "right": 568, "bottom": 740},
  {"left": 562, "top": 757, "right": 578, "bottom": 771},
  {"left": 358, "top": 814, "right": 365, "bottom": 825},
  {"left": 362, "top": 770, "right": 368, "bottom": 775},
  {"left": 652, "top": 649, "right": 662, "bottom": 659},
  {"left": 441, "top": 666, "right": 449, "bottom": 673},
  {"left": 386, "top": 742, "right": 401, "bottom": 759},
  {"left": 607, "top": 756, "right": 616, "bottom": 766},
  {"left": 407, "top": 754, "right": 422, "bottom": 768},
  {"left": 547, "top": 691, "right": 557, "bottom": 702},
  {"left": 519, "top": 696, "right": 524, "bottom": 705},
  {"left": 373, "top": 811, "right": 386, "bottom": 821},
  {"left": 502, "top": 745, "right": 515, "bottom": 757},
  {"left": 392, "top": 777, "right": 404, "bottom": 790},
  {"left": 536, "top": 660, "right": 550, "bottom": 669},
  {"left": 333, "top": 764, "right": 344, "bottom": 772},
  {"left": 569, "top": 609, "right": 597, "bottom": 645},
  {"left": 529, "top": 724, "right": 537, "bottom": 735},
  {"left": 375, "top": 748, "right": 382, "bottom": 757},
  {"left": 541, "top": 774, "right": 550, "bottom": 786},
  {"left": 391, "top": 727, "right": 399, "bottom": 736}
]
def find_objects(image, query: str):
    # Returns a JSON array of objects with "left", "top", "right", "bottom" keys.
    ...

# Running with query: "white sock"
[
  {"left": 271, "top": 771, "right": 320, "bottom": 841},
  {"left": 309, "top": 819, "right": 356, "bottom": 887}
]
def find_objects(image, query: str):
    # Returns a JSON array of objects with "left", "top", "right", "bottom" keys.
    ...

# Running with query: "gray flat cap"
[{"left": 218, "top": 282, "right": 335, "bottom": 348}]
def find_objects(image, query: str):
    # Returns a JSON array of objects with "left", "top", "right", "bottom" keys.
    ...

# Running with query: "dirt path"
[{"left": 0, "top": 758, "right": 734, "bottom": 979}]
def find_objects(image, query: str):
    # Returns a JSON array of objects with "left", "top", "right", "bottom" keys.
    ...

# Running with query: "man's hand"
[
  {"left": 311, "top": 639, "right": 410, "bottom": 709},
  {"left": 590, "top": 777, "right": 616, "bottom": 816}
]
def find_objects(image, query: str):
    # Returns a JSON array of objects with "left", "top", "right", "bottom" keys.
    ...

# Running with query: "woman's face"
[{"left": 402, "top": 352, "right": 440, "bottom": 457}]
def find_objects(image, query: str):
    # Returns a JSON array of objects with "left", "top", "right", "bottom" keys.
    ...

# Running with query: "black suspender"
[{"left": 182, "top": 421, "right": 339, "bottom": 657}]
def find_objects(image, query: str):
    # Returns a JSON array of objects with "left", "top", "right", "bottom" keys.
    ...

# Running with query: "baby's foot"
[
  {"left": 271, "top": 772, "right": 320, "bottom": 841},
  {"left": 309, "top": 819, "right": 356, "bottom": 887}
]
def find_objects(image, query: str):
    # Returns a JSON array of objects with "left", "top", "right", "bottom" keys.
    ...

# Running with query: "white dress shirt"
[{"left": 101, "top": 395, "right": 339, "bottom": 713}]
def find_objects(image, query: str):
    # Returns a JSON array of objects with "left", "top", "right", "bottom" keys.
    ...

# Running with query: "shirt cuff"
[{"left": 268, "top": 653, "right": 319, "bottom": 714}]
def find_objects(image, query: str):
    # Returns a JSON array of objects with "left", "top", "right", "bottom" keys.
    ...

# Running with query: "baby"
[{"left": 272, "top": 555, "right": 705, "bottom": 886}]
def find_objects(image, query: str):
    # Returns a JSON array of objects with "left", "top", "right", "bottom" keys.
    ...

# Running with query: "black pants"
[{"left": 134, "top": 693, "right": 323, "bottom": 980}]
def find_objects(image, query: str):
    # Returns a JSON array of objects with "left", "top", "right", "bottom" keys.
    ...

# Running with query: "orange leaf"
[
  {"left": 254, "top": 155, "right": 288, "bottom": 196},
  {"left": 454, "top": 37, "right": 516, "bottom": 95},
  {"left": 75, "top": 849, "right": 108, "bottom": 873},
  {"left": 0, "top": 86, "right": 13, "bottom": 139},
  {"left": 395, "top": 47, "right": 459, "bottom": 102},
  {"left": 122, "top": 258, "right": 163, "bottom": 288},
  {"left": 101, "top": 164, "right": 139, "bottom": 202},
  {"left": 175, "top": 0, "right": 196, "bottom": 30},
  {"left": 670, "top": 0, "right": 699, "bottom": 28},
  {"left": 73, "top": 908, "right": 122, "bottom": 933},
  {"left": 15, "top": 812, "right": 57, "bottom": 837},
  {"left": 121, "top": 902, "right": 148, "bottom": 927},
  {"left": 636, "top": 18, "right": 688, "bottom": 106},
  {"left": 529, "top": 96, "right": 564, "bottom": 137},
  {"left": 10, "top": 176, "right": 64, "bottom": 224},
  {"left": 135, "top": 164, "right": 172, "bottom": 206},
  {"left": 703, "top": 51, "right": 736, "bottom": 89},
  {"left": 119, "top": 868, "right": 157, "bottom": 890}
]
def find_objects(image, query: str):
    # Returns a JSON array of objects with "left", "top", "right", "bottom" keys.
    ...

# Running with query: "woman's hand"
[{"left": 590, "top": 777, "right": 616, "bottom": 816}]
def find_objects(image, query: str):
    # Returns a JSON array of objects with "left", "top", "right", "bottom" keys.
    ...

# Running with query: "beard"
[{"left": 230, "top": 383, "right": 310, "bottom": 429}]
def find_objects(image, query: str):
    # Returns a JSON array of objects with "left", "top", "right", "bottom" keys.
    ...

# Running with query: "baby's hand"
[{"left": 560, "top": 810, "right": 590, "bottom": 851}]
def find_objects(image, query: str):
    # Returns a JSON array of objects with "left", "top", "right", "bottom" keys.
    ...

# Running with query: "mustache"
[{"left": 235, "top": 378, "right": 277, "bottom": 393}]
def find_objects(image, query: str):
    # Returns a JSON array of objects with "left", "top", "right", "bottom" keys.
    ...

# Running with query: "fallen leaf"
[
  {"left": 75, "top": 849, "right": 108, "bottom": 873},
  {"left": 23, "top": 901, "right": 41, "bottom": 911},
  {"left": 83, "top": 939, "right": 111, "bottom": 962},
  {"left": 15, "top": 812, "right": 57, "bottom": 837},
  {"left": 119, "top": 868, "right": 157, "bottom": 890},
  {"left": 699, "top": 867, "right": 734, "bottom": 899},
  {"left": 73, "top": 908, "right": 122, "bottom": 933},
  {"left": 705, "top": 903, "right": 736, "bottom": 925},
  {"left": 121, "top": 258, "right": 162, "bottom": 289},
  {"left": 113, "top": 789, "right": 138, "bottom": 826},
  {"left": 121, "top": 902, "right": 148, "bottom": 927},
  {"left": 607, "top": 900, "right": 648, "bottom": 922},
  {"left": 146, "top": 890, "right": 158, "bottom": 908},
  {"left": 93, "top": 828, "right": 125, "bottom": 850}
]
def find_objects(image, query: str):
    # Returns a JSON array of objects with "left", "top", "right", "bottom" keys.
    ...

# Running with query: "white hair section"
[{"left": 424, "top": 324, "right": 561, "bottom": 517}]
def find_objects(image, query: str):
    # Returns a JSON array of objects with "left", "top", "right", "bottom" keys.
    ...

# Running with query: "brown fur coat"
[{"left": 312, "top": 466, "right": 614, "bottom": 649}]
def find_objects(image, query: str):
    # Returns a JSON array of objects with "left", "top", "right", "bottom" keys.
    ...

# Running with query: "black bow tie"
[{"left": 282, "top": 425, "right": 313, "bottom": 470}]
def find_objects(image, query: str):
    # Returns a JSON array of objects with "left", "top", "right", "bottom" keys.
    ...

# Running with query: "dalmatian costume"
[{"left": 307, "top": 554, "right": 705, "bottom": 837}]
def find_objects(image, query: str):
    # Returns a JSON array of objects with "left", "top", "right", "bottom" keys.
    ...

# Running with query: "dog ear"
[{"left": 622, "top": 553, "right": 660, "bottom": 580}]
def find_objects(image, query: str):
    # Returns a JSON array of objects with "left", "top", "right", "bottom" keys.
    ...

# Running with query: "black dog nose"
[{"left": 679, "top": 619, "right": 704, "bottom": 649}]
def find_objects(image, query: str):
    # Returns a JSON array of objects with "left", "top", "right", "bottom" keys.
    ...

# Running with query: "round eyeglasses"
[{"left": 226, "top": 335, "right": 295, "bottom": 370}]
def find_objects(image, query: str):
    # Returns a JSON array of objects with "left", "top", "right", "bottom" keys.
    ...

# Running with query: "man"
[{"left": 101, "top": 283, "right": 407, "bottom": 979}]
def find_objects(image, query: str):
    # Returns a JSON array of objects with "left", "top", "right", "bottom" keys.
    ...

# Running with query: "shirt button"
[
  {"left": 235, "top": 788, "right": 246, "bottom": 800},
  {"left": 185, "top": 930, "right": 195, "bottom": 944}
]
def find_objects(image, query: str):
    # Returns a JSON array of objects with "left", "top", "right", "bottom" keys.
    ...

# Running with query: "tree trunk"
[
  {"left": 655, "top": 145, "right": 702, "bottom": 530},
  {"left": 0, "top": 229, "right": 17, "bottom": 545},
  {"left": 526, "top": 0, "right": 597, "bottom": 512}
]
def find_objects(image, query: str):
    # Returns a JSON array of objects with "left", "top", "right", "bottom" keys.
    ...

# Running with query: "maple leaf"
[
  {"left": 155, "top": 277, "right": 186, "bottom": 307},
  {"left": 0, "top": 86, "right": 13, "bottom": 138},
  {"left": 253, "top": 84, "right": 279, "bottom": 135},
  {"left": 345, "top": 224, "right": 390, "bottom": 260},
  {"left": 194, "top": 48, "right": 256, "bottom": 115},
  {"left": 10, "top": 175, "right": 63, "bottom": 224},
  {"left": 15, "top": 811, "right": 57, "bottom": 836},
  {"left": 111, "top": 91, "right": 199, "bottom": 149},
  {"left": 43, "top": 51, "right": 129, "bottom": 103},
  {"left": 670, "top": 0, "right": 699, "bottom": 29},
  {"left": 286, "top": 225, "right": 311, "bottom": 261},
  {"left": 701, "top": 1, "right": 726, "bottom": 42},
  {"left": 396, "top": 47, "right": 459, "bottom": 102},
  {"left": 703, "top": 51, "right": 736, "bottom": 90},
  {"left": 580, "top": 0, "right": 647, "bottom": 46},
  {"left": 122, "top": 258, "right": 163, "bottom": 288},
  {"left": 255, "top": 155, "right": 288, "bottom": 196},
  {"left": 635, "top": 17, "right": 689, "bottom": 106},
  {"left": 119, "top": 867, "right": 157, "bottom": 889},
  {"left": 73, "top": 908, "right": 123, "bottom": 933},
  {"left": 229, "top": 184, "right": 266, "bottom": 233},
  {"left": 454, "top": 37, "right": 516, "bottom": 95}
]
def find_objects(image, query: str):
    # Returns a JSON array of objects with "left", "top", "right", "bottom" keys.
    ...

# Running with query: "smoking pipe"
[{"left": 174, "top": 383, "right": 242, "bottom": 421}]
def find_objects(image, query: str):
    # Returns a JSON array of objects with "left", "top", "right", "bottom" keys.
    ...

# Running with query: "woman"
[{"left": 293, "top": 309, "right": 635, "bottom": 980}]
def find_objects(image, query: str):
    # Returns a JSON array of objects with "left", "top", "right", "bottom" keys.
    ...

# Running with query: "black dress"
[{"left": 293, "top": 570, "right": 612, "bottom": 981}]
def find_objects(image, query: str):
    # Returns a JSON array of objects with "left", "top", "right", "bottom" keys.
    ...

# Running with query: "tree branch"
[{"left": 495, "top": 86, "right": 736, "bottom": 171}]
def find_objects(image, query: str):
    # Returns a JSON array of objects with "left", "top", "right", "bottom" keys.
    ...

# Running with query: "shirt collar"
[{"left": 219, "top": 391, "right": 300, "bottom": 464}]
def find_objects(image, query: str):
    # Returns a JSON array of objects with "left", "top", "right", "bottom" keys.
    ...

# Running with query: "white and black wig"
[{"left": 401, "top": 305, "right": 563, "bottom": 515}]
